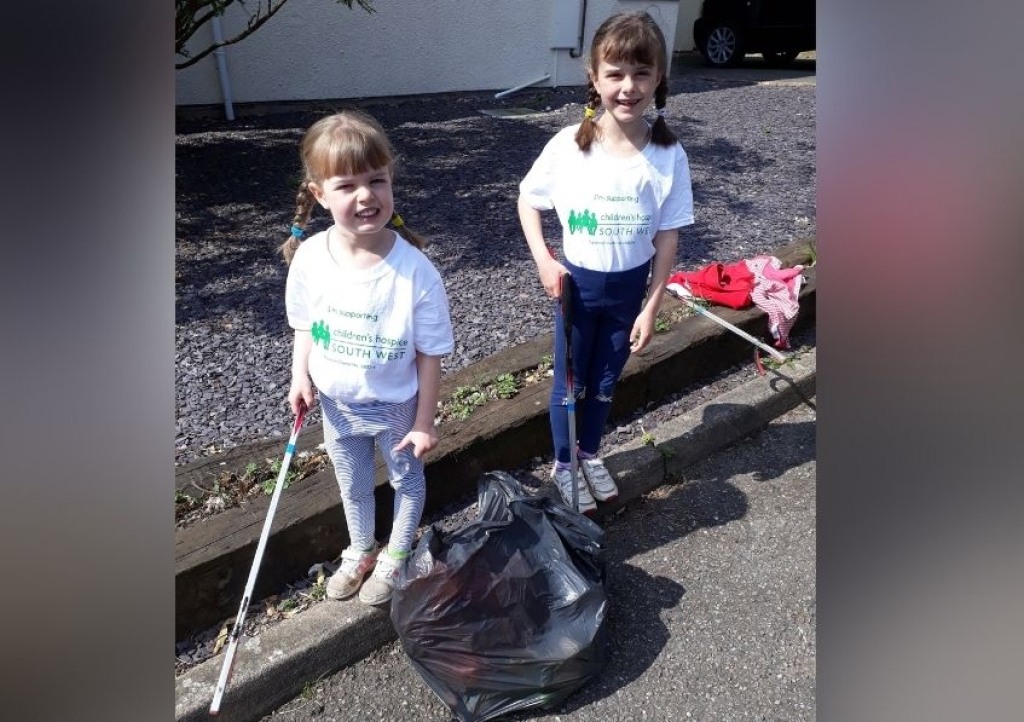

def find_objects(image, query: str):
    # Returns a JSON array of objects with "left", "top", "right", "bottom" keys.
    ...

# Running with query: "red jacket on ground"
[{"left": 665, "top": 262, "right": 754, "bottom": 309}]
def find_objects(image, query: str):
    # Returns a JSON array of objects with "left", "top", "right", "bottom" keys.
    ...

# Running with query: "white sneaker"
[
  {"left": 551, "top": 465, "right": 597, "bottom": 515},
  {"left": 580, "top": 457, "right": 619, "bottom": 502},
  {"left": 358, "top": 548, "right": 406, "bottom": 606},
  {"left": 326, "top": 544, "right": 379, "bottom": 600}
]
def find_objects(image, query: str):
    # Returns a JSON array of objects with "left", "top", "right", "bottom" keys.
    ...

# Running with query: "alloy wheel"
[{"left": 706, "top": 26, "right": 738, "bottom": 66}]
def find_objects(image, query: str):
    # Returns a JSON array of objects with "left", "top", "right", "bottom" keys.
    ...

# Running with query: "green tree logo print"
[
  {"left": 311, "top": 320, "right": 331, "bottom": 349},
  {"left": 568, "top": 209, "right": 598, "bottom": 235}
]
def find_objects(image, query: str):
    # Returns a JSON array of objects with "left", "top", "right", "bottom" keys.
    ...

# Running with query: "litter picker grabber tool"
[
  {"left": 559, "top": 274, "right": 580, "bottom": 513},
  {"left": 665, "top": 283, "right": 788, "bottom": 363},
  {"left": 209, "top": 406, "right": 307, "bottom": 715}
]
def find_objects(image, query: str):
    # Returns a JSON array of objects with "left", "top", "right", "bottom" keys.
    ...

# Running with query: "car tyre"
[
  {"left": 762, "top": 50, "right": 800, "bottom": 67},
  {"left": 701, "top": 23, "right": 744, "bottom": 68}
]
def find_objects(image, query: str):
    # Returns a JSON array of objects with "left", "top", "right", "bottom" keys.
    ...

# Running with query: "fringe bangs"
[
  {"left": 597, "top": 26, "right": 664, "bottom": 71},
  {"left": 303, "top": 114, "right": 394, "bottom": 181}
]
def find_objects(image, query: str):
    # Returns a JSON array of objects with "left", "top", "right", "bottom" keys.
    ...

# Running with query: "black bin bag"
[{"left": 391, "top": 471, "right": 609, "bottom": 722}]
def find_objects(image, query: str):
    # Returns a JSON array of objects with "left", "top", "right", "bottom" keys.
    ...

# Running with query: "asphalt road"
[{"left": 261, "top": 399, "right": 816, "bottom": 722}]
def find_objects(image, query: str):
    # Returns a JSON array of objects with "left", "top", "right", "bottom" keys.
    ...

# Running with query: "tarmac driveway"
[{"left": 261, "top": 399, "right": 816, "bottom": 721}]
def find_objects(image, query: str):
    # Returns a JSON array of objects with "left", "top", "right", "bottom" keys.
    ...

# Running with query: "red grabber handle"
[
  {"left": 548, "top": 245, "right": 573, "bottom": 339},
  {"left": 291, "top": 403, "right": 307, "bottom": 437},
  {"left": 546, "top": 245, "right": 568, "bottom": 306}
]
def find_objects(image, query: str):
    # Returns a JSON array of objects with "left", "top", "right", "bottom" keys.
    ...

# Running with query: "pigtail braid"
[
  {"left": 650, "top": 75, "right": 678, "bottom": 147},
  {"left": 280, "top": 182, "right": 318, "bottom": 265},
  {"left": 574, "top": 83, "right": 603, "bottom": 152},
  {"left": 391, "top": 212, "right": 427, "bottom": 250}
]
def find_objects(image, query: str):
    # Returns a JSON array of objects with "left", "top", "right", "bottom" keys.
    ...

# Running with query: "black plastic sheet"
[{"left": 392, "top": 471, "right": 609, "bottom": 722}]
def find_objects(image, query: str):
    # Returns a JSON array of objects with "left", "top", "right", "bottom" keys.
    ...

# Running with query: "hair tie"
[
  {"left": 290, "top": 225, "right": 304, "bottom": 239},
  {"left": 656, "top": 108, "right": 667, "bottom": 118},
  {"left": 583, "top": 106, "right": 596, "bottom": 119},
  {"left": 391, "top": 213, "right": 405, "bottom": 229}
]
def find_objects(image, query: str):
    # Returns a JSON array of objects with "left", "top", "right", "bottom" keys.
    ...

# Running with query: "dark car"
[{"left": 693, "top": 0, "right": 815, "bottom": 68}]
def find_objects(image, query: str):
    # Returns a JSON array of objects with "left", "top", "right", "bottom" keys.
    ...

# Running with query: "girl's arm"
[
  {"left": 630, "top": 228, "right": 680, "bottom": 353},
  {"left": 393, "top": 352, "right": 443, "bottom": 458},
  {"left": 518, "top": 197, "right": 567, "bottom": 299},
  {"left": 288, "top": 329, "right": 316, "bottom": 416}
]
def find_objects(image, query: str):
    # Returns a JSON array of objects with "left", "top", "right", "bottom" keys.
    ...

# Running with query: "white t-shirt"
[
  {"left": 285, "top": 230, "right": 454, "bottom": 404},
  {"left": 519, "top": 124, "right": 695, "bottom": 273}
]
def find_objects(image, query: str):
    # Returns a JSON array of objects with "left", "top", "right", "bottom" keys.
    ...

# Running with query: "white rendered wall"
[
  {"left": 176, "top": 0, "right": 681, "bottom": 107},
  {"left": 674, "top": 0, "right": 701, "bottom": 52}
]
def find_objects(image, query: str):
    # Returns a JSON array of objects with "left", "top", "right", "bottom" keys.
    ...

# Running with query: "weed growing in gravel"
[
  {"left": 687, "top": 297, "right": 711, "bottom": 312},
  {"left": 436, "top": 365, "right": 541, "bottom": 424},
  {"left": 445, "top": 385, "right": 488, "bottom": 420},
  {"left": 306, "top": 566, "right": 327, "bottom": 602},
  {"left": 760, "top": 342, "right": 811, "bottom": 371},
  {"left": 655, "top": 304, "right": 691, "bottom": 331},
  {"left": 525, "top": 354, "right": 554, "bottom": 382},
  {"left": 760, "top": 355, "right": 785, "bottom": 371},
  {"left": 493, "top": 372, "right": 518, "bottom": 399},
  {"left": 308, "top": 581, "right": 327, "bottom": 602},
  {"left": 261, "top": 458, "right": 299, "bottom": 495},
  {"left": 175, "top": 448, "right": 329, "bottom": 528}
]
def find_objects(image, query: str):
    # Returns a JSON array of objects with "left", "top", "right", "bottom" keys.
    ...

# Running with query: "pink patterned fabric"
[{"left": 744, "top": 256, "right": 804, "bottom": 349}]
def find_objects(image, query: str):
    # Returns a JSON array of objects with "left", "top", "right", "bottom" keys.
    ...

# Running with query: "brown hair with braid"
[
  {"left": 574, "top": 11, "right": 678, "bottom": 152},
  {"left": 280, "top": 109, "right": 426, "bottom": 264}
]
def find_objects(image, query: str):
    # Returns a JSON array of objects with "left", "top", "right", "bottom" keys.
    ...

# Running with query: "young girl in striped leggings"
[{"left": 282, "top": 110, "right": 453, "bottom": 605}]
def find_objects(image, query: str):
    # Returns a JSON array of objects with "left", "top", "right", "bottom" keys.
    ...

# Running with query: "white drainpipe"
[
  {"left": 211, "top": 16, "right": 235, "bottom": 121},
  {"left": 494, "top": 74, "right": 551, "bottom": 100}
]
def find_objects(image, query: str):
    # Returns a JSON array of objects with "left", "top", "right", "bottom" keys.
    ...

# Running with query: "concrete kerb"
[{"left": 174, "top": 347, "right": 817, "bottom": 722}]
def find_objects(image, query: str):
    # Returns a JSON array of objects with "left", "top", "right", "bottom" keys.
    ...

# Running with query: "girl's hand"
[
  {"left": 393, "top": 424, "right": 439, "bottom": 459},
  {"left": 539, "top": 257, "right": 568, "bottom": 299},
  {"left": 288, "top": 378, "right": 315, "bottom": 417},
  {"left": 629, "top": 307, "right": 657, "bottom": 353}
]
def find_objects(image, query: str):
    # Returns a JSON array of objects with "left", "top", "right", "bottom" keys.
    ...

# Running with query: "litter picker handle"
[
  {"left": 559, "top": 273, "right": 573, "bottom": 342},
  {"left": 558, "top": 273, "right": 580, "bottom": 513},
  {"left": 209, "top": 405, "right": 306, "bottom": 715},
  {"left": 665, "top": 285, "right": 788, "bottom": 362}
]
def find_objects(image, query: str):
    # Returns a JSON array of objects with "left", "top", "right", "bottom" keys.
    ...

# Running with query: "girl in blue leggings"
[{"left": 518, "top": 10, "right": 694, "bottom": 513}]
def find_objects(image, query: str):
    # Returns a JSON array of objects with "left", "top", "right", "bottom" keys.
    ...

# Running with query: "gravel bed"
[{"left": 176, "top": 76, "right": 815, "bottom": 465}]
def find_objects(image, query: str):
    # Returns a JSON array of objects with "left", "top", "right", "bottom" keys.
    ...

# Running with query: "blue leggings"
[{"left": 550, "top": 260, "right": 651, "bottom": 463}]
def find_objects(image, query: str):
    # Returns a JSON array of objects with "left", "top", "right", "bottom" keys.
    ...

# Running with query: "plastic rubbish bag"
[{"left": 391, "top": 471, "right": 609, "bottom": 722}]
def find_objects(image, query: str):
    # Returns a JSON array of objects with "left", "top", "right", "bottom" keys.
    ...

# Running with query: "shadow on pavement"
[{"left": 555, "top": 413, "right": 814, "bottom": 709}]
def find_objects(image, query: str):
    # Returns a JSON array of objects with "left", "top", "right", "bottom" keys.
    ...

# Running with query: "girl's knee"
[
  {"left": 391, "top": 471, "right": 426, "bottom": 499},
  {"left": 592, "top": 378, "right": 618, "bottom": 403}
]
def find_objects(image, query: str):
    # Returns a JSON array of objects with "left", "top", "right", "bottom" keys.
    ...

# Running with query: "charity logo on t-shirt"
[
  {"left": 567, "top": 193, "right": 653, "bottom": 245},
  {"left": 312, "top": 304, "right": 409, "bottom": 370}
]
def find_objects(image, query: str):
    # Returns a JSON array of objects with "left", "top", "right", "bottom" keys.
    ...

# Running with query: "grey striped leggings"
[{"left": 319, "top": 393, "right": 425, "bottom": 555}]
